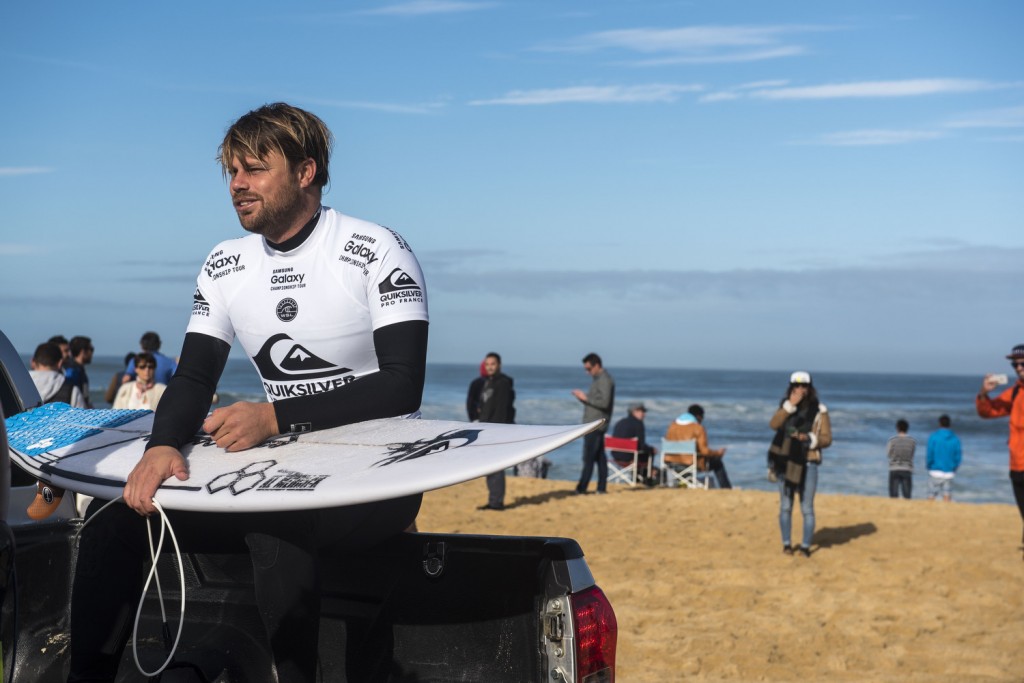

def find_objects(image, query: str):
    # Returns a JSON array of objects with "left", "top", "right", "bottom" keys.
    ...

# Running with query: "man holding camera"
[{"left": 976, "top": 344, "right": 1024, "bottom": 556}]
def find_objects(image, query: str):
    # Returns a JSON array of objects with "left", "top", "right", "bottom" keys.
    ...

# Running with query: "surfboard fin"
[{"left": 27, "top": 481, "right": 66, "bottom": 520}]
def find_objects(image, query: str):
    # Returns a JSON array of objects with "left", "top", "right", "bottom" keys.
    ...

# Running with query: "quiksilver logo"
[
  {"left": 252, "top": 333, "right": 353, "bottom": 382},
  {"left": 378, "top": 268, "right": 419, "bottom": 294},
  {"left": 192, "top": 289, "right": 211, "bottom": 316}
]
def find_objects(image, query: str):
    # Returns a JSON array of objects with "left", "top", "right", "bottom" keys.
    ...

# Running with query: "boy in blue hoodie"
[{"left": 926, "top": 414, "right": 962, "bottom": 501}]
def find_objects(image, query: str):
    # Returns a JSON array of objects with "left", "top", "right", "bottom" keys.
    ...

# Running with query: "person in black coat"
[
  {"left": 476, "top": 352, "right": 516, "bottom": 510},
  {"left": 611, "top": 402, "right": 659, "bottom": 485}
]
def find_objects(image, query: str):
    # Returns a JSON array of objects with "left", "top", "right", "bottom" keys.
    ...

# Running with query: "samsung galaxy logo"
[
  {"left": 344, "top": 241, "right": 378, "bottom": 265},
  {"left": 204, "top": 252, "right": 241, "bottom": 276}
]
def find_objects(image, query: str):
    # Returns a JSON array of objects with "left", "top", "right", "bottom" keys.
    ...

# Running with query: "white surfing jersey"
[{"left": 187, "top": 207, "right": 429, "bottom": 402}]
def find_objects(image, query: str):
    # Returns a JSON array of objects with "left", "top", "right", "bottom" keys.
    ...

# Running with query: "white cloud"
[
  {"left": 557, "top": 25, "right": 804, "bottom": 52},
  {"left": 736, "top": 80, "right": 790, "bottom": 90},
  {"left": 0, "top": 167, "right": 54, "bottom": 176},
  {"left": 541, "top": 24, "right": 832, "bottom": 64},
  {"left": 630, "top": 46, "right": 804, "bottom": 66},
  {"left": 945, "top": 105, "right": 1024, "bottom": 129},
  {"left": 808, "top": 129, "right": 946, "bottom": 146},
  {"left": 700, "top": 80, "right": 790, "bottom": 104},
  {"left": 751, "top": 78, "right": 1009, "bottom": 100},
  {"left": 470, "top": 83, "right": 702, "bottom": 106},
  {"left": 699, "top": 91, "right": 740, "bottom": 103},
  {"left": 427, "top": 245, "right": 1024, "bottom": 300},
  {"left": 359, "top": 0, "right": 496, "bottom": 16}
]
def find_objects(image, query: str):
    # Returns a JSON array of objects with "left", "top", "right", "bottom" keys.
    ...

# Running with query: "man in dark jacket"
[
  {"left": 611, "top": 403, "right": 658, "bottom": 484},
  {"left": 476, "top": 352, "right": 515, "bottom": 510}
]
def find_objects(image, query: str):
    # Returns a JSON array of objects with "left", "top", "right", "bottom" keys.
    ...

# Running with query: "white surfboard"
[{"left": 6, "top": 403, "right": 600, "bottom": 512}]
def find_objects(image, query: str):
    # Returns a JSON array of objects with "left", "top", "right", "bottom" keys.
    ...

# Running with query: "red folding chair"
[{"left": 604, "top": 435, "right": 642, "bottom": 487}]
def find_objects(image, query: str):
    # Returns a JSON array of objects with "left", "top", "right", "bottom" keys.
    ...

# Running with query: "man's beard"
[{"left": 237, "top": 186, "right": 306, "bottom": 243}]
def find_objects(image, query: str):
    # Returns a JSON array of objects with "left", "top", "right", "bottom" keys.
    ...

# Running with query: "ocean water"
[{"left": 79, "top": 357, "right": 1016, "bottom": 506}]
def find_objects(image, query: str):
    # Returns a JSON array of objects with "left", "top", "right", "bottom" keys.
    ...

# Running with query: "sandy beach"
[{"left": 415, "top": 476, "right": 1023, "bottom": 683}]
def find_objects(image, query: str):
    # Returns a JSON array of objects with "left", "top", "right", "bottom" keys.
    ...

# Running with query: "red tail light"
[{"left": 572, "top": 586, "right": 617, "bottom": 682}]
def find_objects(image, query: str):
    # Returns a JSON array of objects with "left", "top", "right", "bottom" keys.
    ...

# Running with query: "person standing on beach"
[
  {"left": 63, "top": 335, "right": 95, "bottom": 408},
  {"left": 769, "top": 371, "right": 831, "bottom": 557},
  {"left": 111, "top": 352, "right": 166, "bottom": 411},
  {"left": 976, "top": 344, "right": 1024, "bottom": 555},
  {"left": 123, "top": 331, "right": 178, "bottom": 386},
  {"left": 29, "top": 342, "right": 87, "bottom": 408},
  {"left": 886, "top": 419, "right": 916, "bottom": 499},
  {"left": 926, "top": 415, "right": 961, "bottom": 502},
  {"left": 48, "top": 335, "right": 71, "bottom": 363},
  {"left": 475, "top": 352, "right": 516, "bottom": 511},
  {"left": 572, "top": 353, "right": 615, "bottom": 494},
  {"left": 67, "top": 102, "right": 429, "bottom": 682}
]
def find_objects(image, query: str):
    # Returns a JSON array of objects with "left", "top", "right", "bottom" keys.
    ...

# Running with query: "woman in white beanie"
[{"left": 768, "top": 371, "right": 832, "bottom": 557}]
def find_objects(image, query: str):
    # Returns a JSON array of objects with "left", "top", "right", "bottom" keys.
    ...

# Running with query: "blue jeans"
[
  {"left": 889, "top": 470, "right": 912, "bottom": 499},
  {"left": 576, "top": 430, "right": 608, "bottom": 493},
  {"left": 779, "top": 462, "right": 818, "bottom": 548}
]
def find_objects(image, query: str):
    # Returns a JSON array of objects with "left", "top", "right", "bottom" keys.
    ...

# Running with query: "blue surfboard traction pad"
[{"left": 5, "top": 403, "right": 149, "bottom": 457}]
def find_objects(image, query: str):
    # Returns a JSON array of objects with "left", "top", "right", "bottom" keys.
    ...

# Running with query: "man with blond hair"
[{"left": 69, "top": 103, "right": 429, "bottom": 682}]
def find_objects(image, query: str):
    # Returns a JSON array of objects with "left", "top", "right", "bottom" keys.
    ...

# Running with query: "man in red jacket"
[{"left": 976, "top": 343, "right": 1024, "bottom": 557}]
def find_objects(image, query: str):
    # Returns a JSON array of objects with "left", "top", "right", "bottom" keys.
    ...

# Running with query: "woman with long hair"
[{"left": 768, "top": 371, "right": 832, "bottom": 557}]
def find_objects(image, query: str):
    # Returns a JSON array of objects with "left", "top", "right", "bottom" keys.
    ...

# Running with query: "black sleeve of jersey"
[
  {"left": 148, "top": 332, "right": 231, "bottom": 451},
  {"left": 273, "top": 320, "right": 429, "bottom": 434}
]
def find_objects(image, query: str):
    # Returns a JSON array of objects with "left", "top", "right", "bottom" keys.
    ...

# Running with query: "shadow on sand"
[
  {"left": 813, "top": 522, "right": 878, "bottom": 549},
  {"left": 508, "top": 488, "right": 579, "bottom": 508}
]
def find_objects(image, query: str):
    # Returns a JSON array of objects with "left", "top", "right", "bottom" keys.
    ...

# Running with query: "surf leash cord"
[{"left": 79, "top": 497, "right": 187, "bottom": 677}]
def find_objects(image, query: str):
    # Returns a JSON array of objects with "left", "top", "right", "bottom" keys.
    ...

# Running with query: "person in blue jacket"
[{"left": 926, "top": 414, "right": 962, "bottom": 502}]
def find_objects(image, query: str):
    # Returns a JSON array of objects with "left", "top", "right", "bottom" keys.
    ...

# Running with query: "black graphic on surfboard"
[
  {"left": 207, "top": 461, "right": 277, "bottom": 495},
  {"left": 375, "top": 429, "right": 482, "bottom": 467},
  {"left": 252, "top": 334, "right": 352, "bottom": 382},
  {"left": 207, "top": 461, "right": 328, "bottom": 496}
]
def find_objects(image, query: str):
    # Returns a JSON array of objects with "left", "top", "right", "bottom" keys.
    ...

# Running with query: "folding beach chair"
[
  {"left": 604, "top": 435, "right": 642, "bottom": 487},
  {"left": 660, "top": 438, "right": 710, "bottom": 489}
]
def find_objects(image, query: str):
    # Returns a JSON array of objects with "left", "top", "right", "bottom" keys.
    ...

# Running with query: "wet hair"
[
  {"left": 582, "top": 353, "right": 602, "bottom": 367},
  {"left": 939, "top": 414, "right": 951, "bottom": 428},
  {"left": 218, "top": 103, "right": 334, "bottom": 189},
  {"left": 896, "top": 419, "right": 909, "bottom": 432},
  {"left": 140, "top": 331, "right": 161, "bottom": 352},
  {"left": 33, "top": 342, "right": 63, "bottom": 368}
]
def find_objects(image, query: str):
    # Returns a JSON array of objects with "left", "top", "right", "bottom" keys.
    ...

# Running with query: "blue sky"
[{"left": 1, "top": 1, "right": 1021, "bottom": 375}]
